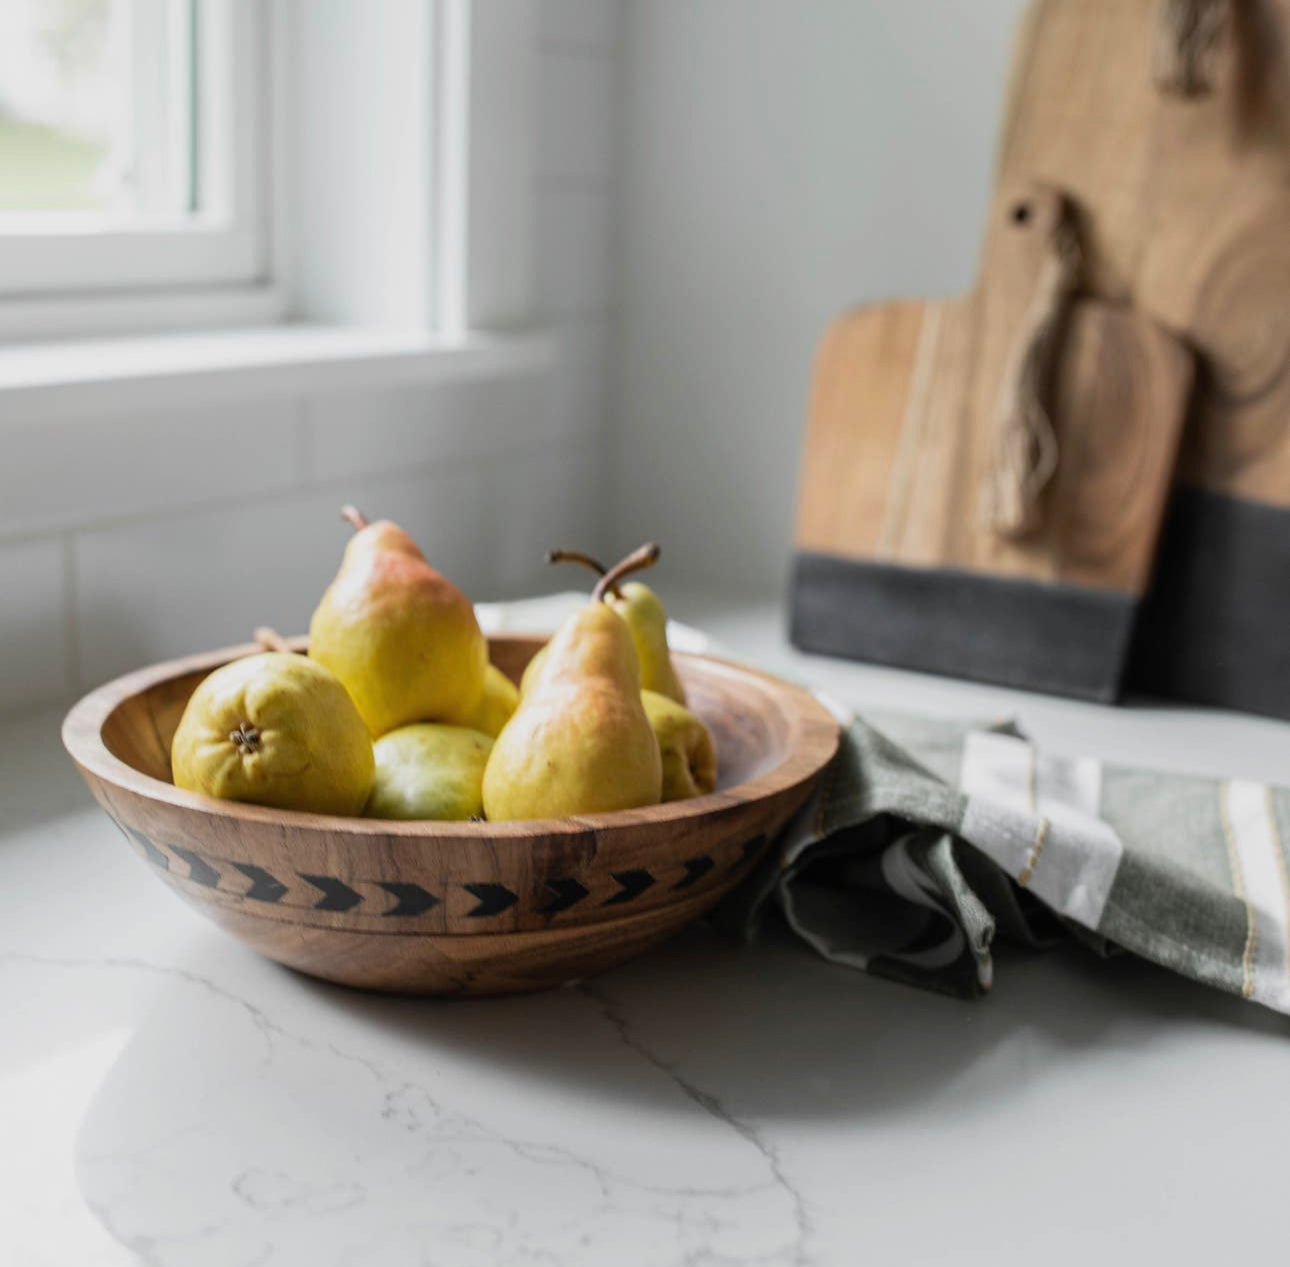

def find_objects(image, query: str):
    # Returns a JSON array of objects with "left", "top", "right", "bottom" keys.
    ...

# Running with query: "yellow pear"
[
  {"left": 309, "top": 506, "right": 487, "bottom": 735},
  {"left": 641, "top": 689, "right": 717, "bottom": 801},
  {"left": 464, "top": 664, "right": 520, "bottom": 738},
  {"left": 365, "top": 723, "right": 492, "bottom": 820},
  {"left": 543, "top": 547, "right": 687, "bottom": 703},
  {"left": 171, "top": 652, "right": 373, "bottom": 815},
  {"left": 482, "top": 545, "right": 664, "bottom": 821},
  {"left": 610, "top": 581, "right": 687, "bottom": 705},
  {"left": 519, "top": 641, "right": 551, "bottom": 696}
]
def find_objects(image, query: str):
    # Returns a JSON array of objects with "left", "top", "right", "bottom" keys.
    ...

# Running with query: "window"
[
  {"left": 0, "top": 0, "right": 267, "bottom": 298},
  {"left": 0, "top": 1, "right": 536, "bottom": 348}
]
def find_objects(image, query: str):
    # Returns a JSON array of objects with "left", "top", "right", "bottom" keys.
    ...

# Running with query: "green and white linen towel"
[
  {"left": 717, "top": 705, "right": 1290, "bottom": 1016},
  {"left": 478, "top": 594, "right": 1290, "bottom": 1017}
]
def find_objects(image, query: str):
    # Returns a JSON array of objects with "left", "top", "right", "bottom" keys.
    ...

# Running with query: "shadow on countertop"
[
  {"left": 61, "top": 914, "right": 1289, "bottom": 1265},
  {"left": 290, "top": 916, "right": 1289, "bottom": 1122}
]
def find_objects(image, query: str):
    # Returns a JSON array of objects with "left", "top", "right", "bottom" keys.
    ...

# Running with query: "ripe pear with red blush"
[
  {"left": 309, "top": 506, "right": 487, "bottom": 735},
  {"left": 483, "top": 545, "right": 664, "bottom": 821}
]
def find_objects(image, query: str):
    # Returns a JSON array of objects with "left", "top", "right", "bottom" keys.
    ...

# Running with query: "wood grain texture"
[
  {"left": 795, "top": 181, "right": 1194, "bottom": 593},
  {"left": 62, "top": 636, "right": 839, "bottom": 996},
  {"left": 999, "top": 0, "right": 1290, "bottom": 506}
]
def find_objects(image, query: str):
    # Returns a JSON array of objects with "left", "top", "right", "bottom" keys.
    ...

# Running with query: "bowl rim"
[{"left": 62, "top": 633, "right": 841, "bottom": 838}]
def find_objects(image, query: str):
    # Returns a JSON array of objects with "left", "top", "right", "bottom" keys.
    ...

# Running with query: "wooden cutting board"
[
  {"left": 996, "top": 0, "right": 1290, "bottom": 713},
  {"left": 792, "top": 181, "right": 1194, "bottom": 700}
]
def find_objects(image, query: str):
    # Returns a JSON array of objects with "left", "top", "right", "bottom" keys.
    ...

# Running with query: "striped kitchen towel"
[{"left": 718, "top": 705, "right": 1290, "bottom": 1016}]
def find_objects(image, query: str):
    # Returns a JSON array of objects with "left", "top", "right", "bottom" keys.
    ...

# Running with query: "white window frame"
[
  {"left": 0, "top": 0, "right": 270, "bottom": 301},
  {"left": 0, "top": 0, "right": 536, "bottom": 350}
]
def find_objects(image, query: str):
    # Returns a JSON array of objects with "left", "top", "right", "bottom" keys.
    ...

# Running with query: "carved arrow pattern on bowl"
[
  {"left": 170, "top": 845, "right": 220, "bottom": 888},
  {"left": 107, "top": 816, "right": 774, "bottom": 922},
  {"left": 540, "top": 877, "right": 590, "bottom": 914},
  {"left": 115, "top": 823, "right": 170, "bottom": 872},
  {"left": 672, "top": 855, "right": 716, "bottom": 890},
  {"left": 300, "top": 874, "right": 364, "bottom": 912},
  {"left": 729, "top": 835, "right": 767, "bottom": 872},
  {"left": 462, "top": 883, "right": 519, "bottom": 918},
  {"left": 376, "top": 882, "right": 440, "bottom": 918},
  {"left": 232, "top": 863, "right": 290, "bottom": 904},
  {"left": 604, "top": 869, "right": 656, "bottom": 906}
]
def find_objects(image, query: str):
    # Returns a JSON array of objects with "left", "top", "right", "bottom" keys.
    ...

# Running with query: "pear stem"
[
  {"left": 340, "top": 505, "right": 369, "bottom": 533},
  {"left": 546, "top": 547, "right": 608, "bottom": 575},
  {"left": 546, "top": 547, "right": 623, "bottom": 598},
  {"left": 593, "top": 543, "right": 660, "bottom": 603},
  {"left": 254, "top": 627, "right": 293, "bottom": 654}
]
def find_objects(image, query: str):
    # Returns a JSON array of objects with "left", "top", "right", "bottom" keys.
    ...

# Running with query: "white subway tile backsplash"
[
  {"left": 611, "top": 415, "right": 734, "bottom": 587},
  {"left": 74, "top": 466, "right": 492, "bottom": 687},
  {"left": 536, "top": 189, "right": 613, "bottom": 317},
  {"left": 492, "top": 443, "right": 606, "bottom": 594},
  {"left": 305, "top": 377, "right": 536, "bottom": 484},
  {"left": 546, "top": 322, "right": 608, "bottom": 443},
  {"left": 540, "top": 0, "right": 620, "bottom": 51},
  {"left": 344, "top": 469, "right": 496, "bottom": 592},
  {"left": 0, "top": 400, "right": 300, "bottom": 539},
  {"left": 0, "top": 538, "right": 68, "bottom": 713},
  {"left": 75, "top": 497, "right": 335, "bottom": 688},
  {"left": 307, "top": 347, "right": 604, "bottom": 487},
  {"left": 538, "top": 51, "right": 615, "bottom": 185}
]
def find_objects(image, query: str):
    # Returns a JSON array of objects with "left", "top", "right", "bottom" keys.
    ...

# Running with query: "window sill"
[{"left": 0, "top": 325, "right": 556, "bottom": 422}]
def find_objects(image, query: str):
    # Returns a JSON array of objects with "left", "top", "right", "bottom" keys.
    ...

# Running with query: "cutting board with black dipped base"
[
  {"left": 994, "top": 0, "right": 1290, "bottom": 714},
  {"left": 790, "top": 183, "right": 1194, "bottom": 702}
]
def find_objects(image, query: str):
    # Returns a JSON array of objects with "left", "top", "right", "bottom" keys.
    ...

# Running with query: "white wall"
[
  {"left": 1, "top": 0, "right": 1042, "bottom": 714},
  {"left": 0, "top": 0, "right": 623, "bottom": 714},
  {"left": 610, "top": 0, "right": 1029, "bottom": 592}
]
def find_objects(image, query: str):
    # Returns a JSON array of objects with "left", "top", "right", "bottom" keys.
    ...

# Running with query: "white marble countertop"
[{"left": 4, "top": 590, "right": 1289, "bottom": 1267}]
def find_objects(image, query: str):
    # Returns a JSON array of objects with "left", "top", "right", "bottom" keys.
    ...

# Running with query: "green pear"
[
  {"left": 365, "top": 723, "right": 493, "bottom": 820},
  {"left": 609, "top": 581, "right": 687, "bottom": 705},
  {"left": 171, "top": 652, "right": 374, "bottom": 815},
  {"left": 309, "top": 506, "right": 487, "bottom": 735},
  {"left": 641, "top": 689, "right": 717, "bottom": 801},
  {"left": 464, "top": 664, "right": 520, "bottom": 738},
  {"left": 519, "top": 641, "right": 551, "bottom": 696},
  {"left": 482, "top": 546, "right": 664, "bottom": 821}
]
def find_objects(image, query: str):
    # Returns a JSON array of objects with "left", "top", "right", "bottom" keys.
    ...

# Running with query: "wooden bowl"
[{"left": 62, "top": 636, "right": 839, "bottom": 996}]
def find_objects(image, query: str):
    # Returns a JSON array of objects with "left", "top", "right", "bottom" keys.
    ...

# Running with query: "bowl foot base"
[{"left": 209, "top": 896, "right": 719, "bottom": 996}]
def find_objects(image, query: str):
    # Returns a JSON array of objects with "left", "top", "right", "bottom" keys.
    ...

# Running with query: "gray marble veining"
[{"left": 4, "top": 597, "right": 1290, "bottom": 1266}]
